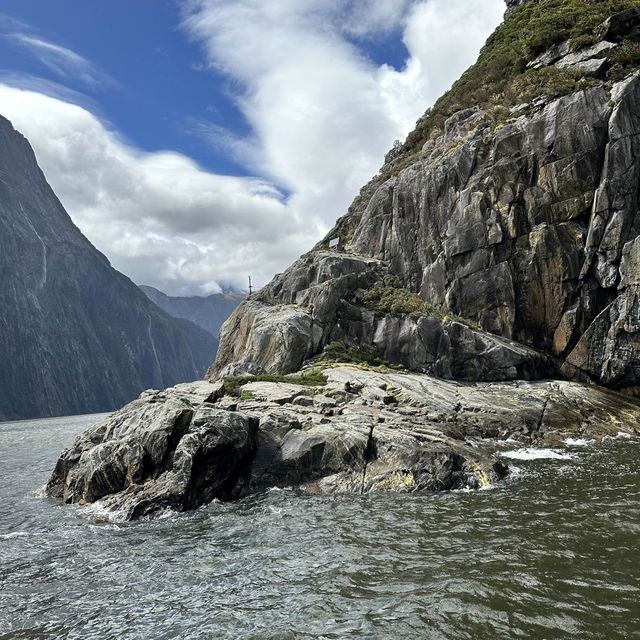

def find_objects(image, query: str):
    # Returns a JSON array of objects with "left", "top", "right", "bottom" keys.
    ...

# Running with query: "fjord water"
[{"left": 1, "top": 415, "right": 639, "bottom": 640}]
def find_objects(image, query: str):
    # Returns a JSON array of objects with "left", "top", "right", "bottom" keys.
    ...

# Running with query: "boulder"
[{"left": 47, "top": 382, "right": 258, "bottom": 520}]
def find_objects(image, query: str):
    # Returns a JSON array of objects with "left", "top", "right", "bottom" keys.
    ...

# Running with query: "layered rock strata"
[{"left": 214, "top": 21, "right": 640, "bottom": 391}]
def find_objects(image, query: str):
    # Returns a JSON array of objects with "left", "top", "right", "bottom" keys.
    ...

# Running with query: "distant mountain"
[
  {"left": 0, "top": 115, "right": 216, "bottom": 421},
  {"left": 172, "top": 316, "right": 219, "bottom": 365},
  {"left": 139, "top": 285, "right": 245, "bottom": 339}
]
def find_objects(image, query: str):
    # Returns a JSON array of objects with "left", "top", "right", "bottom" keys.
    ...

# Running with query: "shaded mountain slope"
[
  {"left": 139, "top": 285, "right": 243, "bottom": 340},
  {"left": 0, "top": 116, "right": 212, "bottom": 421}
]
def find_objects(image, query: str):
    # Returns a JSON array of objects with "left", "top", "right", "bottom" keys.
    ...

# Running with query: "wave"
[
  {"left": 564, "top": 438, "right": 594, "bottom": 447},
  {"left": 0, "top": 531, "right": 30, "bottom": 539},
  {"left": 501, "top": 448, "right": 575, "bottom": 461},
  {"left": 82, "top": 501, "right": 127, "bottom": 524}
]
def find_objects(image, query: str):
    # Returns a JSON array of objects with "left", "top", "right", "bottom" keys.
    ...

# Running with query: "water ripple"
[{"left": 1, "top": 415, "right": 639, "bottom": 639}]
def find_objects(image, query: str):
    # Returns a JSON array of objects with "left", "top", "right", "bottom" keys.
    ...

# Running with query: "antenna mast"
[{"left": 248, "top": 276, "right": 253, "bottom": 295}]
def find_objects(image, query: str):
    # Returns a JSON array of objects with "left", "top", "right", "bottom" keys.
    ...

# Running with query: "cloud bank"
[{"left": 0, "top": 0, "right": 503, "bottom": 294}]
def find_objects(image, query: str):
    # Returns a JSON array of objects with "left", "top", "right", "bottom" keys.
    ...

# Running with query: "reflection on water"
[{"left": 1, "top": 414, "right": 639, "bottom": 639}]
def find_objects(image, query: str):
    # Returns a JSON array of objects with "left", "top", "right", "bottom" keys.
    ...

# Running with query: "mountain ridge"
[
  {"left": 139, "top": 285, "right": 244, "bottom": 341},
  {"left": 0, "top": 115, "right": 214, "bottom": 421}
]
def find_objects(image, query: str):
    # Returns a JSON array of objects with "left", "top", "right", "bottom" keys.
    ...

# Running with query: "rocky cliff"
[
  {"left": 0, "top": 116, "right": 214, "bottom": 421},
  {"left": 47, "top": 0, "right": 640, "bottom": 519},
  {"left": 212, "top": 0, "right": 640, "bottom": 392}
]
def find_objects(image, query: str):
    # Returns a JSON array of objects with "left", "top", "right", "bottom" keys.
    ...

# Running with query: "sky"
[{"left": 0, "top": 0, "right": 504, "bottom": 295}]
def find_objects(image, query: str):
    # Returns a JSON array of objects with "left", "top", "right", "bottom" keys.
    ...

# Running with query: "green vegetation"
[
  {"left": 222, "top": 370, "right": 328, "bottom": 397},
  {"left": 614, "top": 39, "right": 640, "bottom": 66},
  {"left": 610, "top": 39, "right": 640, "bottom": 78},
  {"left": 403, "top": 0, "right": 640, "bottom": 153},
  {"left": 355, "top": 285, "right": 429, "bottom": 316},
  {"left": 508, "top": 66, "right": 599, "bottom": 104},
  {"left": 354, "top": 284, "right": 482, "bottom": 329},
  {"left": 318, "top": 341, "right": 400, "bottom": 369}
]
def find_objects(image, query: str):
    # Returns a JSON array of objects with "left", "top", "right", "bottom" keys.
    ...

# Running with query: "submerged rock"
[{"left": 46, "top": 367, "right": 640, "bottom": 520}]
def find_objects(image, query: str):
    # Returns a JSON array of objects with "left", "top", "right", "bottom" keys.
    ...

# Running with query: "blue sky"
[
  {"left": 0, "top": 0, "right": 251, "bottom": 175},
  {"left": 0, "top": 0, "right": 503, "bottom": 295}
]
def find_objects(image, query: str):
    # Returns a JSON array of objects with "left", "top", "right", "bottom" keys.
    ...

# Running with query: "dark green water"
[{"left": 1, "top": 414, "right": 639, "bottom": 639}]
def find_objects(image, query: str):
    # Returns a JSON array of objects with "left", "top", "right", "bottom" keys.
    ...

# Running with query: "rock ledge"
[{"left": 47, "top": 368, "right": 640, "bottom": 520}]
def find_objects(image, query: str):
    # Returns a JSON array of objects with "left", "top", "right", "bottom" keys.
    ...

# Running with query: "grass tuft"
[
  {"left": 401, "top": 0, "right": 640, "bottom": 154},
  {"left": 222, "top": 370, "right": 328, "bottom": 397}
]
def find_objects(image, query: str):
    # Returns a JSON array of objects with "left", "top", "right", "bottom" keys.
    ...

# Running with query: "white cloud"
[
  {"left": 0, "top": 85, "right": 316, "bottom": 294},
  {"left": 6, "top": 32, "right": 114, "bottom": 88},
  {"left": 181, "top": 0, "right": 504, "bottom": 233},
  {"left": 340, "top": 0, "right": 413, "bottom": 37},
  {"left": 0, "top": 0, "right": 503, "bottom": 295}
]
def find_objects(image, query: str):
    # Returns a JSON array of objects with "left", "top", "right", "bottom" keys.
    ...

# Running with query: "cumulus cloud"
[
  {"left": 0, "top": 86, "right": 316, "bottom": 294},
  {"left": 0, "top": 0, "right": 503, "bottom": 294}
]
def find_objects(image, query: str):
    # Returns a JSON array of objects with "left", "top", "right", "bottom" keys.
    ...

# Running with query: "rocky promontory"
[
  {"left": 47, "top": 0, "right": 640, "bottom": 519},
  {"left": 46, "top": 365, "right": 640, "bottom": 520}
]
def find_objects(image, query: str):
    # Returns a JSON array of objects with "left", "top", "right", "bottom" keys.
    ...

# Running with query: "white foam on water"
[
  {"left": 507, "top": 464, "right": 525, "bottom": 478},
  {"left": 501, "top": 448, "right": 575, "bottom": 461},
  {"left": 82, "top": 501, "right": 126, "bottom": 524},
  {"left": 0, "top": 531, "right": 30, "bottom": 540},
  {"left": 31, "top": 484, "right": 47, "bottom": 498},
  {"left": 153, "top": 508, "right": 182, "bottom": 521},
  {"left": 564, "top": 437, "right": 594, "bottom": 447}
]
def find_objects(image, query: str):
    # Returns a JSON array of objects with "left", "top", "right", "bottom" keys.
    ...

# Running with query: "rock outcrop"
[
  {"left": 46, "top": 366, "right": 640, "bottom": 520},
  {"left": 213, "top": 5, "right": 640, "bottom": 392},
  {"left": 210, "top": 252, "right": 553, "bottom": 383},
  {"left": 47, "top": 0, "right": 640, "bottom": 519},
  {"left": 0, "top": 116, "right": 215, "bottom": 421}
]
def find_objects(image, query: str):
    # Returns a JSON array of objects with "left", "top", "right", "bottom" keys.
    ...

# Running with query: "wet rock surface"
[{"left": 46, "top": 367, "right": 640, "bottom": 520}]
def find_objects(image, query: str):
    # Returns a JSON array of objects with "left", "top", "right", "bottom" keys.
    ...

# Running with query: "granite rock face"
[
  {"left": 0, "top": 116, "right": 214, "bottom": 421},
  {"left": 47, "top": 1, "right": 640, "bottom": 519},
  {"left": 46, "top": 366, "right": 640, "bottom": 520},
  {"left": 213, "top": 45, "right": 640, "bottom": 390},
  {"left": 211, "top": 252, "right": 552, "bottom": 382}
]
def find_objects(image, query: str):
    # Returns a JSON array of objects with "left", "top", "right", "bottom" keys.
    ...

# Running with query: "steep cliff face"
[
  {"left": 47, "top": 0, "right": 640, "bottom": 520},
  {"left": 0, "top": 116, "right": 213, "bottom": 421},
  {"left": 212, "top": 0, "right": 640, "bottom": 391}
]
